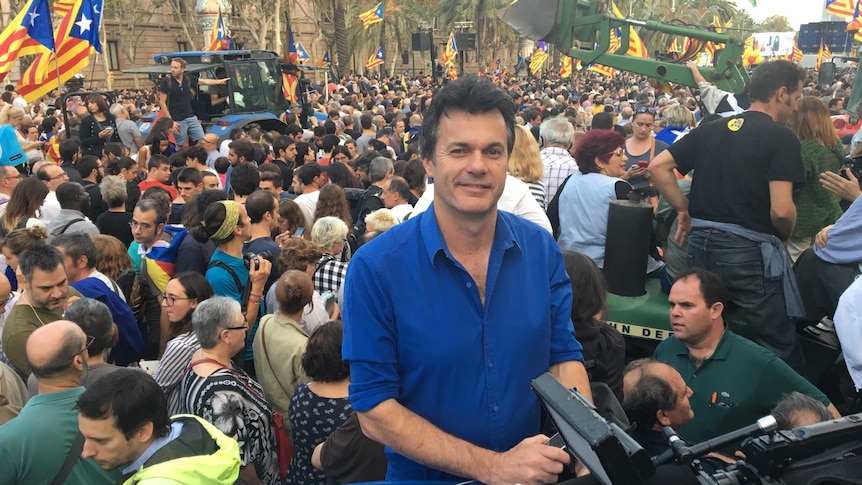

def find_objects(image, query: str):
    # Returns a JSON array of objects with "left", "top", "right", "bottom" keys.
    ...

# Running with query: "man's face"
[
  {"left": 422, "top": 110, "right": 508, "bottom": 221},
  {"left": 79, "top": 414, "right": 144, "bottom": 471},
  {"left": 777, "top": 81, "right": 804, "bottom": 124},
  {"left": 93, "top": 161, "right": 105, "bottom": 183},
  {"left": 653, "top": 119, "right": 663, "bottom": 135},
  {"left": 266, "top": 198, "right": 279, "bottom": 230},
  {"left": 380, "top": 179, "right": 397, "bottom": 208},
  {"left": 393, "top": 120, "right": 405, "bottom": 136},
  {"left": 653, "top": 363, "right": 695, "bottom": 429},
  {"left": 227, "top": 148, "right": 239, "bottom": 165},
  {"left": 177, "top": 181, "right": 201, "bottom": 202},
  {"left": 284, "top": 144, "right": 297, "bottom": 163},
  {"left": 835, "top": 100, "right": 844, "bottom": 110},
  {"left": 202, "top": 174, "right": 220, "bottom": 190},
  {"left": 44, "top": 166, "right": 68, "bottom": 191},
  {"left": 150, "top": 163, "right": 170, "bottom": 183},
  {"left": 291, "top": 174, "right": 304, "bottom": 194},
  {"left": 202, "top": 135, "right": 219, "bottom": 151},
  {"left": 259, "top": 180, "right": 280, "bottom": 196},
  {"left": 632, "top": 113, "right": 654, "bottom": 140},
  {"left": 131, "top": 208, "right": 163, "bottom": 247},
  {"left": 26, "top": 265, "right": 68, "bottom": 310},
  {"left": 668, "top": 276, "right": 721, "bottom": 345},
  {"left": 170, "top": 61, "right": 184, "bottom": 78},
  {"left": 238, "top": 204, "right": 252, "bottom": 241},
  {"left": 1, "top": 167, "right": 21, "bottom": 193},
  {"left": 54, "top": 245, "right": 84, "bottom": 283}
]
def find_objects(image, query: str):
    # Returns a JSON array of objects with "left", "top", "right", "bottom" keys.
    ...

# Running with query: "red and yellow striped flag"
[
  {"left": 17, "top": 0, "right": 98, "bottom": 102},
  {"left": 610, "top": 2, "right": 648, "bottom": 58},
  {"left": 0, "top": 0, "right": 52, "bottom": 82},
  {"left": 560, "top": 56, "right": 573, "bottom": 78}
]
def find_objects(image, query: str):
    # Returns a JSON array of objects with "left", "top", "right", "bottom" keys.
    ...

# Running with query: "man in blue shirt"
[{"left": 343, "top": 74, "right": 591, "bottom": 484}]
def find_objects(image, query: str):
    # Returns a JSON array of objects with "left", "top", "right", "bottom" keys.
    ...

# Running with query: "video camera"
[{"left": 532, "top": 373, "right": 862, "bottom": 485}]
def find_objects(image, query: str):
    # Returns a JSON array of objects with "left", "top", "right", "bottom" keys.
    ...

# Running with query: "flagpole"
[
  {"left": 324, "top": 69, "right": 329, "bottom": 103},
  {"left": 53, "top": 48, "right": 63, "bottom": 100}
]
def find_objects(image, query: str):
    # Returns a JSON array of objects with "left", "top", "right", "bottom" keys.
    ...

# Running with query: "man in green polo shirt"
[{"left": 654, "top": 267, "right": 839, "bottom": 445}]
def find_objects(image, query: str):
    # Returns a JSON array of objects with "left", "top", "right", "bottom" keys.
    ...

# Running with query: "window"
[
  {"left": 177, "top": 42, "right": 188, "bottom": 52},
  {"left": 106, "top": 40, "right": 120, "bottom": 70}
]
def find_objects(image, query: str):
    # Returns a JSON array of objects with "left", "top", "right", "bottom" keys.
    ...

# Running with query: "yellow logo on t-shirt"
[{"left": 727, "top": 118, "right": 744, "bottom": 132}]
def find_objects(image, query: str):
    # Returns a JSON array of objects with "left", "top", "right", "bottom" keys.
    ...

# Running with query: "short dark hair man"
[
  {"left": 77, "top": 155, "right": 108, "bottom": 221},
  {"left": 271, "top": 135, "right": 297, "bottom": 184},
  {"left": 230, "top": 162, "right": 259, "bottom": 205},
  {"left": 0, "top": 321, "right": 120, "bottom": 484},
  {"left": 138, "top": 155, "right": 178, "bottom": 200},
  {"left": 77, "top": 369, "right": 241, "bottom": 483},
  {"left": 159, "top": 57, "right": 229, "bottom": 147},
  {"left": 651, "top": 60, "right": 808, "bottom": 370},
  {"left": 351, "top": 156, "right": 394, "bottom": 237},
  {"left": 59, "top": 138, "right": 84, "bottom": 182},
  {"left": 653, "top": 268, "right": 839, "bottom": 446},
  {"left": 52, "top": 233, "right": 143, "bottom": 366},
  {"left": 47, "top": 182, "right": 100, "bottom": 239},
  {"left": 0, "top": 245, "right": 83, "bottom": 376},
  {"left": 244, "top": 190, "right": 281, "bottom": 292},
  {"left": 343, "top": 75, "right": 591, "bottom": 482}
]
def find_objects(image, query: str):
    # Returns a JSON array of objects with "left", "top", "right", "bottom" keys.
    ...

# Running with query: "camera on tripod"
[{"left": 243, "top": 251, "right": 273, "bottom": 271}]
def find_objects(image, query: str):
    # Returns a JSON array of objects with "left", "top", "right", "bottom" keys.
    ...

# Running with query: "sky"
[{"left": 734, "top": 0, "right": 829, "bottom": 29}]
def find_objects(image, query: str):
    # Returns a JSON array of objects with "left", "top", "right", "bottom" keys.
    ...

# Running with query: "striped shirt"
[
  {"left": 153, "top": 331, "right": 200, "bottom": 416},
  {"left": 541, "top": 147, "right": 578, "bottom": 202}
]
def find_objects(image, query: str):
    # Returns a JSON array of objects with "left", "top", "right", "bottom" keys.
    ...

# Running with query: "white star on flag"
[
  {"left": 28, "top": 11, "right": 39, "bottom": 26},
  {"left": 76, "top": 14, "right": 92, "bottom": 33}
]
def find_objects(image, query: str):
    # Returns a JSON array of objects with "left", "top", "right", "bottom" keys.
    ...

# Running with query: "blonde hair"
[
  {"left": 93, "top": 234, "right": 140, "bottom": 310},
  {"left": 0, "top": 105, "right": 25, "bottom": 125},
  {"left": 364, "top": 208, "right": 398, "bottom": 232},
  {"left": 790, "top": 96, "right": 840, "bottom": 147},
  {"left": 661, "top": 105, "right": 696, "bottom": 129},
  {"left": 509, "top": 126, "right": 544, "bottom": 184}
]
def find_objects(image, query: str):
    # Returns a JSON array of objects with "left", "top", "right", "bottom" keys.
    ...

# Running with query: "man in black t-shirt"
[
  {"left": 650, "top": 60, "right": 807, "bottom": 370},
  {"left": 158, "top": 57, "right": 229, "bottom": 147}
]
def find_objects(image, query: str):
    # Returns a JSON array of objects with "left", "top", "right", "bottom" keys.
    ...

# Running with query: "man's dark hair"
[
  {"left": 301, "top": 320, "right": 350, "bottom": 382},
  {"left": 230, "top": 162, "right": 260, "bottom": 197},
  {"left": 183, "top": 145, "right": 207, "bottom": 164},
  {"left": 182, "top": 189, "right": 227, "bottom": 228},
  {"left": 523, "top": 109, "right": 540, "bottom": 123},
  {"left": 229, "top": 139, "right": 255, "bottom": 163},
  {"left": 285, "top": 125, "right": 304, "bottom": 139},
  {"left": 76, "top": 155, "right": 101, "bottom": 180},
  {"left": 591, "top": 112, "right": 615, "bottom": 130},
  {"left": 135, "top": 197, "right": 168, "bottom": 225},
  {"left": 64, "top": 299, "right": 115, "bottom": 357},
  {"left": 419, "top": 75, "right": 515, "bottom": 161},
  {"left": 360, "top": 113, "right": 374, "bottom": 130},
  {"left": 771, "top": 392, "right": 832, "bottom": 430},
  {"left": 323, "top": 119, "right": 336, "bottom": 135},
  {"left": 321, "top": 134, "right": 340, "bottom": 153},
  {"left": 170, "top": 57, "right": 187, "bottom": 68},
  {"left": 59, "top": 138, "right": 81, "bottom": 164},
  {"left": 19, "top": 244, "right": 65, "bottom": 283},
  {"left": 297, "top": 163, "right": 322, "bottom": 186},
  {"left": 828, "top": 98, "right": 842, "bottom": 109},
  {"left": 259, "top": 166, "right": 283, "bottom": 189},
  {"left": 76, "top": 369, "right": 171, "bottom": 440},
  {"left": 623, "top": 374, "right": 678, "bottom": 432},
  {"left": 748, "top": 60, "right": 807, "bottom": 104},
  {"left": 674, "top": 267, "right": 731, "bottom": 314},
  {"left": 313, "top": 125, "right": 326, "bottom": 137},
  {"left": 56, "top": 182, "right": 86, "bottom": 210},
  {"left": 103, "top": 143, "right": 124, "bottom": 159},
  {"left": 147, "top": 154, "right": 170, "bottom": 171},
  {"left": 246, "top": 190, "right": 278, "bottom": 224},
  {"left": 387, "top": 175, "right": 412, "bottom": 201},
  {"left": 177, "top": 167, "right": 202, "bottom": 186},
  {"left": 52, "top": 232, "right": 96, "bottom": 270},
  {"left": 214, "top": 157, "right": 230, "bottom": 174},
  {"left": 229, "top": 126, "right": 246, "bottom": 141},
  {"left": 273, "top": 135, "right": 296, "bottom": 158},
  {"left": 251, "top": 143, "right": 268, "bottom": 165}
]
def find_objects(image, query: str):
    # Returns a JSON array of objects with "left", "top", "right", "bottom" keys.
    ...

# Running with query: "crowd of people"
[{"left": 0, "top": 55, "right": 859, "bottom": 485}]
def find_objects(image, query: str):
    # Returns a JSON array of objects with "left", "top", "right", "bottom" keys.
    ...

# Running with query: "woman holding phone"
[{"left": 79, "top": 93, "right": 120, "bottom": 156}]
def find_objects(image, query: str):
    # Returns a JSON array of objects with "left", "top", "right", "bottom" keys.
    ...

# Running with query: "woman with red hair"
[{"left": 554, "top": 129, "right": 664, "bottom": 276}]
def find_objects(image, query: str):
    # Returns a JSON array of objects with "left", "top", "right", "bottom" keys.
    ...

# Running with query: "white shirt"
[
  {"left": 293, "top": 190, "right": 320, "bottom": 228},
  {"left": 39, "top": 190, "right": 61, "bottom": 225},
  {"left": 835, "top": 275, "right": 862, "bottom": 390},
  {"left": 390, "top": 203, "right": 413, "bottom": 222},
  {"left": 219, "top": 139, "right": 232, "bottom": 158},
  {"left": 411, "top": 175, "right": 552, "bottom": 234}
]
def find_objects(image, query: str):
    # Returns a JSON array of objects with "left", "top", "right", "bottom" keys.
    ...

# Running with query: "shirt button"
[
  {"left": 488, "top": 361, "right": 494, "bottom": 368},
  {"left": 492, "top": 405, "right": 499, "bottom": 413},
  {"left": 466, "top": 282, "right": 472, "bottom": 288}
]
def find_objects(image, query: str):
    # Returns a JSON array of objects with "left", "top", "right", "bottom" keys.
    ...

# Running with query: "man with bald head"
[{"left": 0, "top": 321, "right": 119, "bottom": 484}]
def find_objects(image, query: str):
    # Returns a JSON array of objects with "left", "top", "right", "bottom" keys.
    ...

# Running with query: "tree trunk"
[
  {"left": 333, "top": 0, "right": 348, "bottom": 77},
  {"left": 273, "top": 0, "right": 282, "bottom": 54},
  {"left": 475, "top": 0, "right": 485, "bottom": 65}
]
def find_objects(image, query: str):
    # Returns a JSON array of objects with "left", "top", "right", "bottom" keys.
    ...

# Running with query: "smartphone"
[
  {"left": 293, "top": 227, "right": 305, "bottom": 237},
  {"left": 637, "top": 160, "right": 650, "bottom": 169},
  {"left": 139, "top": 360, "right": 159, "bottom": 373}
]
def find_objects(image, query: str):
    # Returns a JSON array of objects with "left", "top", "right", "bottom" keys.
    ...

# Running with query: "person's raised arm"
[
  {"left": 768, "top": 180, "right": 796, "bottom": 242},
  {"left": 357, "top": 399, "right": 570, "bottom": 485},
  {"left": 686, "top": 61, "right": 707, "bottom": 85}
]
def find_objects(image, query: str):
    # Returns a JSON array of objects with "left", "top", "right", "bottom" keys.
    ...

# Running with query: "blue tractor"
[{"left": 124, "top": 49, "right": 289, "bottom": 140}]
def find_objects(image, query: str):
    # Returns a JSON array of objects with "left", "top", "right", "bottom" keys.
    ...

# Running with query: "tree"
[
  {"left": 757, "top": 15, "right": 794, "bottom": 33},
  {"left": 104, "top": 0, "right": 156, "bottom": 88}
]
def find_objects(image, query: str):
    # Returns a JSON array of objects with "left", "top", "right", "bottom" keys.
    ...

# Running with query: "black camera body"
[{"left": 242, "top": 250, "right": 273, "bottom": 271}]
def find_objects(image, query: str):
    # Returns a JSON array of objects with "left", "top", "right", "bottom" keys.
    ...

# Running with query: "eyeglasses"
[
  {"left": 49, "top": 173, "right": 69, "bottom": 181},
  {"left": 74, "top": 335, "right": 96, "bottom": 358},
  {"left": 605, "top": 147, "right": 625, "bottom": 157},
  {"left": 225, "top": 320, "right": 250, "bottom": 331},
  {"left": 0, "top": 296, "right": 10, "bottom": 307},
  {"left": 635, "top": 106, "right": 657, "bottom": 115},
  {"left": 3, "top": 174, "right": 21, "bottom": 181},
  {"left": 160, "top": 294, "right": 195, "bottom": 306}
]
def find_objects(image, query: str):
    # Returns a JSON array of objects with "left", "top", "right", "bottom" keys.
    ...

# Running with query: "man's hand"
[
  {"left": 815, "top": 225, "right": 832, "bottom": 248},
  {"left": 247, "top": 257, "right": 272, "bottom": 290},
  {"left": 820, "top": 169, "right": 861, "bottom": 202},
  {"left": 485, "top": 435, "right": 570, "bottom": 485},
  {"left": 674, "top": 210, "right": 691, "bottom": 246}
]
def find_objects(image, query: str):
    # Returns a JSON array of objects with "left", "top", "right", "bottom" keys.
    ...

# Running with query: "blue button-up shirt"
[{"left": 343, "top": 203, "right": 583, "bottom": 481}]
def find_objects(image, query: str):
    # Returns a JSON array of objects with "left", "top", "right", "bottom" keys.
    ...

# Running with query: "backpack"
[{"left": 351, "top": 186, "right": 384, "bottom": 238}]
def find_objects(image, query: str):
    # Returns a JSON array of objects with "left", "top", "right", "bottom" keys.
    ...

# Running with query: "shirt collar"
[
  {"left": 673, "top": 327, "right": 732, "bottom": 362},
  {"left": 419, "top": 202, "right": 520, "bottom": 267},
  {"left": 122, "top": 421, "right": 184, "bottom": 474}
]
